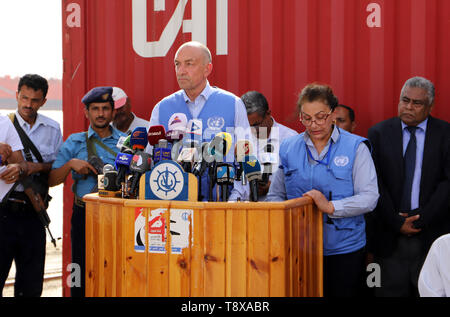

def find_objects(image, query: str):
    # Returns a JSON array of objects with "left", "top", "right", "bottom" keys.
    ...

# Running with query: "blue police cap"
[{"left": 82, "top": 86, "right": 114, "bottom": 107}]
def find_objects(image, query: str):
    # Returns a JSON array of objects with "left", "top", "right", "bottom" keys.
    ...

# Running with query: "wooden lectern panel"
[{"left": 84, "top": 195, "right": 323, "bottom": 297}]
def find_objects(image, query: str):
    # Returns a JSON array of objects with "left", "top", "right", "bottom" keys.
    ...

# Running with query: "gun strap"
[
  {"left": 1, "top": 114, "right": 44, "bottom": 206},
  {"left": 85, "top": 132, "right": 118, "bottom": 158}
]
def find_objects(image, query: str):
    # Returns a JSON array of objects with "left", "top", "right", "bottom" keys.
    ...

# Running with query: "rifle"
[{"left": 22, "top": 176, "right": 57, "bottom": 247}]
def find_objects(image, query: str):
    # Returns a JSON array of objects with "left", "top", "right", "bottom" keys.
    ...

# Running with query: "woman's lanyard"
[{"left": 306, "top": 140, "right": 334, "bottom": 167}]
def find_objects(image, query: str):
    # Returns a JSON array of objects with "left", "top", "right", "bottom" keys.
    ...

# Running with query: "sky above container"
[{"left": 0, "top": 0, "right": 62, "bottom": 79}]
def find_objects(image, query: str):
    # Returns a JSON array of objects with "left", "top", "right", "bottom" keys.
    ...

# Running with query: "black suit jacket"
[{"left": 367, "top": 116, "right": 450, "bottom": 257}]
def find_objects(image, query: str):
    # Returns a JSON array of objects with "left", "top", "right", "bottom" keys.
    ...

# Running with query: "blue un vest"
[
  {"left": 158, "top": 88, "right": 236, "bottom": 201},
  {"left": 279, "top": 129, "right": 367, "bottom": 256}
]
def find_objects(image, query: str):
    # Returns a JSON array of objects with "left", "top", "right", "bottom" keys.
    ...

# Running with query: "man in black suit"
[{"left": 367, "top": 76, "right": 450, "bottom": 297}]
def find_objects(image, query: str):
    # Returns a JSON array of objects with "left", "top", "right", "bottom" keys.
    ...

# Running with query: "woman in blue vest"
[{"left": 267, "top": 83, "right": 379, "bottom": 297}]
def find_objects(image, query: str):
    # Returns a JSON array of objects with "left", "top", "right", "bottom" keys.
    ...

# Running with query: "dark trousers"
[
  {"left": 0, "top": 201, "right": 46, "bottom": 297},
  {"left": 323, "top": 248, "right": 365, "bottom": 297},
  {"left": 374, "top": 235, "right": 425, "bottom": 297},
  {"left": 70, "top": 203, "right": 85, "bottom": 297}
]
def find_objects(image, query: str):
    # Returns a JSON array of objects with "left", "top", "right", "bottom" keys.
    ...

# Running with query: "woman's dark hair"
[
  {"left": 18, "top": 74, "right": 49, "bottom": 98},
  {"left": 297, "top": 83, "right": 339, "bottom": 112}
]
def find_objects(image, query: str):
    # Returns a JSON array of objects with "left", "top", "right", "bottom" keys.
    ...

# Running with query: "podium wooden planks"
[{"left": 84, "top": 194, "right": 323, "bottom": 297}]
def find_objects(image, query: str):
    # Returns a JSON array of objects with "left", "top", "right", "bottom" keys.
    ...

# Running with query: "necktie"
[{"left": 400, "top": 126, "right": 417, "bottom": 211}]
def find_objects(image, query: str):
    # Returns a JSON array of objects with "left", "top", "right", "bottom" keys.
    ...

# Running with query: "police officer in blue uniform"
[
  {"left": 49, "top": 87, "right": 126, "bottom": 297},
  {"left": 266, "top": 83, "right": 379, "bottom": 297}
]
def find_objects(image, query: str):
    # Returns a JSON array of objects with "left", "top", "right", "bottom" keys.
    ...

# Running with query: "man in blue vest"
[{"left": 148, "top": 41, "right": 252, "bottom": 201}]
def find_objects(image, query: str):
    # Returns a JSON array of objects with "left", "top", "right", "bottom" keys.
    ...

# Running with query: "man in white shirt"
[
  {"left": 230, "top": 91, "right": 298, "bottom": 201},
  {"left": 419, "top": 234, "right": 450, "bottom": 297},
  {"left": 0, "top": 74, "right": 62, "bottom": 297},
  {"left": 111, "top": 87, "right": 149, "bottom": 135}
]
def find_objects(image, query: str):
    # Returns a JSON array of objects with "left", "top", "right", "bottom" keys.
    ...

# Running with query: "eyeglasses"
[
  {"left": 300, "top": 110, "right": 332, "bottom": 127},
  {"left": 400, "top": 96, "right": 428, "bottom": 109}
]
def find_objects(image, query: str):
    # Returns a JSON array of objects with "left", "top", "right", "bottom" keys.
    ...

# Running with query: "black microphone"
[
  {"left": 129, "top": 152, "right": 152, "bottom": 197},
  {"left": 243, "top": 155, "right": 262, "bottom": 202},
  {"left": 261, "top": 143, "right": 275, "bottom": 184}
]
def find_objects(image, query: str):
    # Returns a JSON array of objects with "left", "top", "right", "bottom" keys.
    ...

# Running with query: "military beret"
[{"left": 82, "top": 86, "right": 114, "bottom": 107}]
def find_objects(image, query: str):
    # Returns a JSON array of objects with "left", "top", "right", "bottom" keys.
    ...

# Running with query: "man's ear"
[{"left": 351, "top": 121, "right": 357, "bottom": 133}]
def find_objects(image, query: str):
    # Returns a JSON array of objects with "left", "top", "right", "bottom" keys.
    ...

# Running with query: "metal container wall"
[{"left": 61, "top": 0, "right": 450, "bottom": 296}]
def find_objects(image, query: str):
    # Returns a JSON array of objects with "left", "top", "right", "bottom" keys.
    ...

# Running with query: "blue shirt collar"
[
  {"left": 303, "top": 124, "right": 340, "bottom": 146},
  {"left": 182, "top": 80, "right": 213, "bottom": 103},
  {"left": 88, "top": 125, "right": 121, "bottom": 140}
]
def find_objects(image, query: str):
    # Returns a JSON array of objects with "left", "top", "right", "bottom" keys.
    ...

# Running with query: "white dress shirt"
[
  {"left": 229, "top": 119, "right": 298, "bottom": 201},
  {"left": 112, "top": 112, "right": 150, "bottom": 135},
  {"left": 0, "top": 115, "right": 23, "bottom": 153},
  {"left": 14, "top": 112, "right": 63, "bottom": 191},
  {"left": 419, "top": 234, "right": 450, "bottom": 297}
]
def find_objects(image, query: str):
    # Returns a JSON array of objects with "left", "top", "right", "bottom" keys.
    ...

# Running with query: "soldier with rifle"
[{"left": 0, "top": 74, "right": 63, "bottom": 297}]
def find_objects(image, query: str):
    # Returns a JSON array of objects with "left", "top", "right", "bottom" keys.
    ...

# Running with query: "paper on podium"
[{"left": 0, "top": 166, "right": 15, "bottom": 202}]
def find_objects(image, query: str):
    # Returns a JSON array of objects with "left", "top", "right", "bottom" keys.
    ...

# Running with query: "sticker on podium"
[
  {"left": 145, "top": 160, "right": 188, "bottom": 201},
  {"left": 134, "top": 208, "right": 146, "bottom": 252},
  {"left": 146, "top": 208, "right": 193, "bottom": 255}
]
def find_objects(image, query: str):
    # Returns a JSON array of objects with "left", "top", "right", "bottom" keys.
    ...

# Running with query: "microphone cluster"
[{"left": 99, "top": 113, "right": 270, "bottom": 202}]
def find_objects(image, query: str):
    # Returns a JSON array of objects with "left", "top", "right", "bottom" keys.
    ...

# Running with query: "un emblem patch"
[{"left": 334, "top": 155, "right": 350, "bottom": 167}]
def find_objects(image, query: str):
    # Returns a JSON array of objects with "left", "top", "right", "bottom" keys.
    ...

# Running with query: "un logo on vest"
[
  {"left": 207, "top": 116, "right": 225, "bottom": 130},
  {"left": 334, "top": 155, "right": 350, "bottom": 167},
  {"left": 146, "top": 161, "right": 188, "bottom": 200}
]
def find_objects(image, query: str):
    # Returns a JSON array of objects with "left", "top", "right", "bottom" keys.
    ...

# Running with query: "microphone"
[
  {"left": 177, "top": 139, "right": 200, "bottom": 173},
  {"left": 260, "top": 143, "right": 276, "bottom": 184},
  {"left": 216, "top": 163, "right": 236, "bottom": 201},
  {"left": 114, "top": 152, "right": 133, "bottom": 188},
  {"left": 103, "top": 164, "right": 120, "bottom": 192},
  {"left": 209, "top": 132, "right": 232, "bottom": 162},
  {"left": 205, "top": 132, "right": 232, "bottom": 201},
  {"left": 234, "top": 140, "right": 253, "bottom": 183},
  {"left": 193, "top": 142, "right": 211, "bottom": 177},
  {"left": 166, "top": 113, "right": 188, "bottom": 143},
  {"left": 147, "top": 125, "right": 166, "bottom": 147},
  {"left": 129, "top": 152, "right": 152, "bottom": 197},
  {"left": 243, "top": 155, "right": 262, "bottom": 202},
  {"left": 130, "top": 127, "right": 148, "bottom": 153},
  {"left": 153, "top": 139, "right": 172, "bottom": 164}
]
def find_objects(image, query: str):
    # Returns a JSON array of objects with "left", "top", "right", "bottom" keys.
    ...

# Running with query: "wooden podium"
[{"left": 83, "top": 194, "right": 323, "bottom": 297}]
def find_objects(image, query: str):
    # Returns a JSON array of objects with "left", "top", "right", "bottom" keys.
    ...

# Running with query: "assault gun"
[{"left": 22, "top": 176, "right": 57, "bottom": 248}]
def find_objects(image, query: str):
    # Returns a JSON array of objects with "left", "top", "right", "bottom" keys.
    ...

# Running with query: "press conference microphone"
[
  {"left": 206, "top": 132, "right": 232, "bottom": 201},
  {"left": 130, "top": 127, "right": 148, "bottom": 153},
  {"left": 216, "top": 163, "right": 236, "bottom": 202},
  {"left": 166, "top": 113, "right": 188, "bottom": 143},
  {"left": 209, "top": 132, "right": 232, "bottom": 162},
  {"left": 177, "top": 139, "right": 200, "bottom": 173},
  {"left": 153, "top": 139, "right": 172, "bottom": 164},
  {"left": 243, "top": 155, "right": 262, "bottom": 202},
  {"left": 234, "top": 140, "right": 253, "bottom": 183},
  {"left": 103, "top": 164, "right": 120, "bottom": 192},
  {"left": 261, "top": 143, "right": 275, "bottom": 184},
  {"left": 147, "top": 125, "right": 166, "bottom": 147},
  {"left": 193, "top": 142, "right": 211, "bottom": 177},
  {"left": 129, "top": 152, "right": 152, "bottom": 197},
  {"left": 115, "top": 152, "right": 133, "bottom": 188}
]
